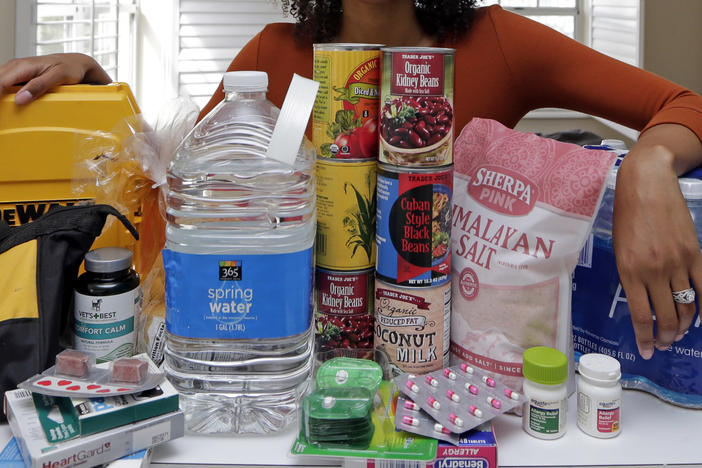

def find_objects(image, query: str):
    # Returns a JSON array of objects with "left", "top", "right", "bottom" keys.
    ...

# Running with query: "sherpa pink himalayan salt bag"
[{"left": 450, "top": 118, "right": 617, "bottom": 395}]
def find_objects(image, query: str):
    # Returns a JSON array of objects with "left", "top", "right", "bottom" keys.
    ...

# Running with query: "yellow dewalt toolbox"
[{"left": 0, "top": 83, "right": 141, "bottom": 250}]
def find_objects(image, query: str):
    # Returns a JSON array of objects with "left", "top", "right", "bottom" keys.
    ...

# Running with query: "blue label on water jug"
[
  {"left": 573, "top": 235, "right": 702, "bottom": 407},
  {"left": 162, "top": 248, "right": 313, "bottom": 340}
]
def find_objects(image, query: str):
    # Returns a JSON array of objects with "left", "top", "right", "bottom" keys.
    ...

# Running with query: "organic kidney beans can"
[
  {"left": 379, "top": 47, "right": 455, "bottom": 166},
  {"left": 313, "top": 44, "right": 383, "bottom": 160},
  {"left": 374, "top": 279, "right": 451, "bottom": 375},
  {"left": 376, "top": 163, "right": 452, "bottom": 287},
  {"left": 316, "top": 158, "right": 377, "bottom": 270},
  {"left": 315, "top": 268, "right": 375, "bottom": 351}
]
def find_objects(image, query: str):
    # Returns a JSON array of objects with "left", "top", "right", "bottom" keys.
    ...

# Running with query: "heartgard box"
[{"left": 0, "top": 83, "right": 140, "bottom": 248}]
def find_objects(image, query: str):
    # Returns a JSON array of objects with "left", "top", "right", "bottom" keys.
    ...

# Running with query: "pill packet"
[
  {"left": 291, "top": 379, "right": 438, "bottom": 463},
  {"left": 19, "top": 352, "right": 165, "bottom": 398},
  {"left": 395, "top": 396, "right": 459, "bottom": 445},
  {"left": 394, "top": 363, "right": 522, "bottom": 433},
  {"left": 316, "top": 357, "right": 383, "bottom": 394},
  {"left": 448, "top": 363, "right": 523, "bottom": 405},
  {"left": 302, "top": 386, "right": 375, "bottom": 449}
]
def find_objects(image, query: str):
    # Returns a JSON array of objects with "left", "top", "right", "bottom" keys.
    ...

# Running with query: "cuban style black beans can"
[{"left": 376, "top": 163, "right": 452, "bottom": 287}]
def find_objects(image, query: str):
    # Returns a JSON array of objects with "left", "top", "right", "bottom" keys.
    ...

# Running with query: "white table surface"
[{"left": 2, "top": 386, "right": 701, "bottom": 468}]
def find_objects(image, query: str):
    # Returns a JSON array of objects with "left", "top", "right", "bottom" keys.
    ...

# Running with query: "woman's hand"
[
  {"left": 0, "top": 53, "right": 111, "bottom": 104},
  {"left": 613, "top": 124, "right": 702, "bottom": 360}
]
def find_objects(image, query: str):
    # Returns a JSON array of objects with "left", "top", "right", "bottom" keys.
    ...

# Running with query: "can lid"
[
  {"left": 578, "top": 353, "right": 621, "bottom": 382},
  {"left": 522, "top": 347, "right": 568, "bottom": 385},
  {"left": 313, "top": 43, "right": 385, "bottom": 50},
  {"left": 223, "top": 71, "right": 268, "bottom": 93},
  {"left": 381, "top": 46, "right": 456, "bottom": 54},
  {"left": 84, "top": 247, "right": 133, "bottom": 273}
]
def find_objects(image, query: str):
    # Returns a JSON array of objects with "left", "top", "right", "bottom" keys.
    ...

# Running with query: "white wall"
[
  {"left": 0, "top": 0, "right": 15, "bottom": 65},
  {"left": 135, "top": 0, "right": 179, "bottom": 122},
  {"left": 644, "top": 0, "right": 702, "bottom": 95}
]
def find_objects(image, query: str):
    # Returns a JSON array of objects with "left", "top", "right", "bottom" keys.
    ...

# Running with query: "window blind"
[
  {"left": 588, "top": 0, "right": 642, "bottom": 67},
  {"left": 177, "top": 0, "right": 293, "bottom": 108}
]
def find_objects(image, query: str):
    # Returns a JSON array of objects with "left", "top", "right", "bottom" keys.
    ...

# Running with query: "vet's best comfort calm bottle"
[{"left": 73, "top": 247, "right": 140, "bottom": 363}]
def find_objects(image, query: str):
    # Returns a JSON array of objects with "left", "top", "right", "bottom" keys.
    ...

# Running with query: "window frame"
[
  {"left": 488, "top": 0, "right": 641, "bottom": 140},
  {"left": 481, "top": 0, "right": 583, "bottom": 41},
  {"left": 14, "top": 0, "right": 138, "bottom": 86}
]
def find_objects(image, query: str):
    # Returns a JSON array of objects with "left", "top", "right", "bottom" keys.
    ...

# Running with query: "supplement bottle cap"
[
  {"left": 522, "top": 347, "right": 568, "bottom": 385},
  {"left": 600, "top": 139, "right": 628, "bottom": 151},
  {"left": 678, "top": 177, "right": 702, "bottom": 200},
  {"left": 223, "top": 71, "right": 268, "bottom": 93},
  {"left": 578, "top": 353, "right": 621, "bottom": 382},
  {"left": 84, "top": 247, "right": 133, "bottom": 273}
]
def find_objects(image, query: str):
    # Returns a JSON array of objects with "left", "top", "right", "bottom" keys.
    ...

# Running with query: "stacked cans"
[
  {"left": 374, "top": 47, "right": 455, "bottom": 376},
  {"left": 312, "top": 44, "right": 381, "bottom": 353}
]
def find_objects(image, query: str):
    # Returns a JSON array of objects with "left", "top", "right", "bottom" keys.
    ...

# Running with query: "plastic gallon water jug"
[
  {"left": 162, "top": 71, "right": 316, "bottom": 433},
  {"left": 573, "top": 161, "right": 702, "bottom": 408}
]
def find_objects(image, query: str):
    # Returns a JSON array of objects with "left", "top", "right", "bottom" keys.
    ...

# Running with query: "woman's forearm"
[{"left": 630, "top": 123, "right": 702, "bottom": 175}]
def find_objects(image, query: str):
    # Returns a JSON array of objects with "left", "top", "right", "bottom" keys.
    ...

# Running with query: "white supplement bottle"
[
  {"left": 577, "top": 353, "right": 622, "bottom": 438},
  {"left": 522, "top": 346, "right": 569, "bottom": 440}
]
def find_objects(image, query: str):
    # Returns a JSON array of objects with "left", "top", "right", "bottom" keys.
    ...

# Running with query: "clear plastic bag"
[{"left": 72, "top": 97, "right": 199, "bottom": 364}]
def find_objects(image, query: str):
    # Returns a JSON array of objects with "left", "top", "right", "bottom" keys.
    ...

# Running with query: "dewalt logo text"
[{"left": 0, "top": 199, "right": 90, "bottom": 225}]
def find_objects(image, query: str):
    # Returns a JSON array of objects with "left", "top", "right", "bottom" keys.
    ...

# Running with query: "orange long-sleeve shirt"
[{"left": 199, "top": 5, "right": 702, "bottom": 143}]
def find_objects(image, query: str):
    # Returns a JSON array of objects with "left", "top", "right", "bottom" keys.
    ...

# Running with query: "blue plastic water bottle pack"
[{"left": 573, "top": 144, "right": 702, "bottom": 407}]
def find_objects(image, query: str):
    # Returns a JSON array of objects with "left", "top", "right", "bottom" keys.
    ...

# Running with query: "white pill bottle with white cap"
[{"left": 576, "top": 353, "right": 622, "bottom": 438}]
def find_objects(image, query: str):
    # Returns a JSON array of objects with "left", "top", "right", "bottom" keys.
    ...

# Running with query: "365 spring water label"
[{"left": 163, "top": 248, "right": 313, "bottom": 340}]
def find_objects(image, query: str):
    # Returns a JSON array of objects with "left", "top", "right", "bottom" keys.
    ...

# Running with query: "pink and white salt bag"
[{"left": 450, "top": 118, "right": 617, "bottom": 395}]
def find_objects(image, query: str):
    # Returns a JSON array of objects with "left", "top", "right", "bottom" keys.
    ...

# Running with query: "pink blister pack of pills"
[
  {"left": 18, "top": 351, "right": 165, "bottom": 398},
  {"left": 395, "top": 395, "right": 460, "bottom": 445},
  {"left": 394, "top": 363, "right": 523, "bottom": 433}
]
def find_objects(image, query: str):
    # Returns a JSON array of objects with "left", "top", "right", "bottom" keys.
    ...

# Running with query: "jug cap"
[{"left": 223, "top": 71, "right": 268, "bottom": 92}]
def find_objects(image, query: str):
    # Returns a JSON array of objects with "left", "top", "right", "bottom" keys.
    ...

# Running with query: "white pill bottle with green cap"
[
  {"left": 576, "top": 353, "right": 622, "bottom": 438},
  {"left": 522, "top": 346, "right": 569, "bottom": 439}
]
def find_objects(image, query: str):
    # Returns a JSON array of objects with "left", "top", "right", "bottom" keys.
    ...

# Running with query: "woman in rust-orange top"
[{"left": 2, "top": 0, "right": 701, "bottom": 361}]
